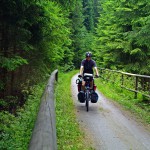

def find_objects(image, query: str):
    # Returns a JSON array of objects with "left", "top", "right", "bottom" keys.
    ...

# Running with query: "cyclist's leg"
[
  {"left": 90, "top": 80, "right": 93, "bottom": 90},
  {"left": 81, "top": 80, "right": 85, "bottom": 91}
]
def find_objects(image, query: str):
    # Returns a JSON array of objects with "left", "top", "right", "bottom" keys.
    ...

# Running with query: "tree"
[
  {"left": 0, "top": 0, "right": 73, "bottom": 111},
  {"left": 70, "top": 0, "right": 87, "bottom": 67},
  {"left": 95, "top": 0, "right": 150, "bottom": 74}
]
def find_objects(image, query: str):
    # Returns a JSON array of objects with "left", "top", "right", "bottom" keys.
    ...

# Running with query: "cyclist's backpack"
[
  {"left": 78, "top": 91, "right": 85, "bottom": 103},
  {"left": 91, "top": 92, "right": 98, "bottom": 103}
]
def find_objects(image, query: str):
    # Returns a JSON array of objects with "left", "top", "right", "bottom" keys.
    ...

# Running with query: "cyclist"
[{"left": 79, "top": 52, "right": 99, "bottom": 91}]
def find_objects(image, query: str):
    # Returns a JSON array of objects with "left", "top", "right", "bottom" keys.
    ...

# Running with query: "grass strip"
[
  {"left": 95, "top": 78, "right": 150, "bottom": 125},
  {"left": 55, "top": 70, "right": 94, "bottom": 150}
]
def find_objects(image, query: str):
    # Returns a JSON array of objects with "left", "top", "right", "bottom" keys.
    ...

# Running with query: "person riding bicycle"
[{"left": 79, "top": 52, "right": 99, "bottom": 91}]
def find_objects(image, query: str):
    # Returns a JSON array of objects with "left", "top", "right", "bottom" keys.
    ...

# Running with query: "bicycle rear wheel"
[
  {"left": 85, "top": 90, "right": 89, "bottom": 112},
  {"left": 86, "top": 99, "right": 89, "bottom": 111}
]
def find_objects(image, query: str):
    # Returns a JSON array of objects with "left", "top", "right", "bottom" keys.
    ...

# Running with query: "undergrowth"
[
  {"left": 55, "top": 70, "right": 94, "bottom": 150},
  {"left": 0, "top": 70, "right": 94, "bottom": 150},
  {"left": 0, "top": 83, "right": 45, "bottom": 150}
]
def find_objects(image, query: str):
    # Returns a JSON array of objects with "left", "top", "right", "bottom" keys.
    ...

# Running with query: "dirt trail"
[{"left": 71, "top": 74, "right": 150, "bottom": 150}]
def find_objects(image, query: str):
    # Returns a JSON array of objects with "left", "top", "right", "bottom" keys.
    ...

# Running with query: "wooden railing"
[
  {"left": 29, "top": 69, "right": 58, "bottom": 150},
  {"left": 99, "top": 68, "right": 150, "bottom": 99}
]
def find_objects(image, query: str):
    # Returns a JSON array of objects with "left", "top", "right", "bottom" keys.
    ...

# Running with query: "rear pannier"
[
  {"left": 78, "top": 91, "right": 85, "bottom": 103},
  {"left": 91, "top": 92, "right": 98, "bottom": 103}
]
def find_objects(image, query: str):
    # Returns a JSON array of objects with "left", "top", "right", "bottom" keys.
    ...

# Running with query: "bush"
[{"left": 0, "top": 83, "right": 44, "bottom": 150}]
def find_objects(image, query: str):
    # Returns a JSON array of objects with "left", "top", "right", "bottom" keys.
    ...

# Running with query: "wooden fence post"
[
  {"left": 121, "top": 74, "right": 124, "bottom": 87},
  {"left": 134, "top": 76, "right": 138, "bottom": 99}
]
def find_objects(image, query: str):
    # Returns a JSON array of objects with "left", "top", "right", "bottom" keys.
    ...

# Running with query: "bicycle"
[
  {"left": 77, "top": 73, "right": 98, "bottom": 112},
  {"left": 83, "top": 73, "right": 93, "bottom": 111}
]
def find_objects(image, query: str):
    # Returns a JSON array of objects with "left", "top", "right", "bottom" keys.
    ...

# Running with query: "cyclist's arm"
[
  {"left": 79, "top": 60, "right": 85, "bottom": 76},
  {"left": 94, "top": 67, "right": 99, "bottom": 76},
  {"left": 93, "top": 60, "right": 99, "bottom": 76},
  {"left": 79, "top": 66, "right": 84, "bottom": 75}
]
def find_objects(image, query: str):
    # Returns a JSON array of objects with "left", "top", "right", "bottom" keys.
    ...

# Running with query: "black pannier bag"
[
  {"left": 91, "top": 92, "right": 98, "bottom": 103},
  {"left": 78, "top": 91, "right": 85, "bottom": 103}
]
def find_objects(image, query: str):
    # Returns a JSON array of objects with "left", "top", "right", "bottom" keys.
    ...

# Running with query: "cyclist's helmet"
[{"left": 85, "top": 52, "right": 92, "bottom": 57}]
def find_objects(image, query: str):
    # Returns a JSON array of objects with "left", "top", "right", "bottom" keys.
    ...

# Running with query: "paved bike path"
[{"left": 71, "top": 74, "right": 150, "bottom": 150}]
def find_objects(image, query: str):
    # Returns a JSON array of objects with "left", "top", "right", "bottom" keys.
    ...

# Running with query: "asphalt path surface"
[{"left": 71, "top": 74, "right": 150, "bottom": 150}]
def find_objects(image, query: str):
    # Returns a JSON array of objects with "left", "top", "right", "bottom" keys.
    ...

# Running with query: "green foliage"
[
  {"left": 71, "top": 0, "right": 98, "bottom": 68},
  {"left": 0, "top": 83, "right": 45, "bottom": 150},
  {"left": 83, "top": 0, "right": 94, "bottom": 31},
  {"left": 34, "top": 0, "right": 72, "bottom": 67},
  {"left": 95, "top": 0, "right": 150, "bottom": 75},
  {"left": 0, "top": 0, "right": 74, "bottom": 110},
  {"left": 71, "top": 0, "right": 87, "bottom": 67},
  {"left": 0, "top": 56, "right": 28, "bottom": 71},
  {"left": 53, "top": 0, "right": 75, "bottom": 8}
]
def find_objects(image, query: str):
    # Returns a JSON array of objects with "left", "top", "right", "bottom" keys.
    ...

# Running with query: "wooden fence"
[
  {"left": 29, "top": 69, "right": 58, "bottom": 150},
  {"left": 99, "top": 68, "right": 150, "bottom": 99}
]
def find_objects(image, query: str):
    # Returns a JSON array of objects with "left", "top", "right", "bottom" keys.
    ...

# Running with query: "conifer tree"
[{"left": 95, "top": 0, "right": 150, "bottom": 74}]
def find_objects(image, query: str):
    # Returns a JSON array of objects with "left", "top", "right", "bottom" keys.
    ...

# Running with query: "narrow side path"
[{"left": 71, "top": 74, "right": 150, "bottom": 150}]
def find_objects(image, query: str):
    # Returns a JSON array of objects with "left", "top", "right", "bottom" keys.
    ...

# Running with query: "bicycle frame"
[
  {"left": 85, "top": 82, "right": 91, "bottom": 111},
  {"left": 83, "top": 73, "right": 93, "bottom": 111}
]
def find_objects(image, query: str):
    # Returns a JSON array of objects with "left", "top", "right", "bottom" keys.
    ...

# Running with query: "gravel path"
[{"left": 71, "top": 74, "right": 150, "bottom": 150}]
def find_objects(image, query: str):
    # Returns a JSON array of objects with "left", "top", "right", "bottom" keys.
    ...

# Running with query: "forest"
[
  {"left": 0, "top": 0, "right": 150, "bottom": 122},
  {"left": 0, "top": 0, "right": 150, "bottom": 149}
]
